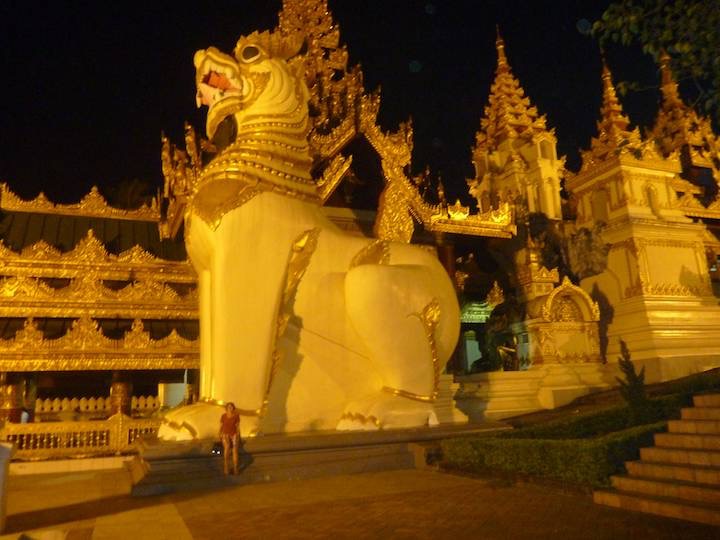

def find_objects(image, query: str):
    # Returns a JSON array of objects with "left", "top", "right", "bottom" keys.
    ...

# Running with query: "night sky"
[{"left": 0, "top": 1, "right": 662, "bottom": 204}]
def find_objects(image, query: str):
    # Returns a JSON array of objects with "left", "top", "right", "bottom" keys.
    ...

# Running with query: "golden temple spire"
[
  {"left": 599, "top": 58, "right": 632, "bottom": 137},
  {"left": 659, "top": 51, "right": 682, "bottom": 107},
  {"left": 649, "top": 51, "right": 720, "bottom": 174},
  {"left": 581, "top": 58, "right": 643, "bottom": 170},
  {"left": 495, "top": 26, "right": 509, "bottom": 74},
  {"left": 477, "top": 29, "right": 547, "bottom": 152}
]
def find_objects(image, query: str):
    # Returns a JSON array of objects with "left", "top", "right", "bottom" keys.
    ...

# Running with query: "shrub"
[
  {"left": 441, "top": 422, "right": 666, "bottom": 487},
  {"left": 502, "top": 394, "right": 688, "bottom": 440}
]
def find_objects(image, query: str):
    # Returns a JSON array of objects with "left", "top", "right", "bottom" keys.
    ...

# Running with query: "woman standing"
[{"left": 219, "top": 402, "right": 241, "bottom": 475}]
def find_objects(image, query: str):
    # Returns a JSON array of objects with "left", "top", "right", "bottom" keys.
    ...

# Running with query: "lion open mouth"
[{"left": 194, "top": 48, "right": 243, "bottom": 107}]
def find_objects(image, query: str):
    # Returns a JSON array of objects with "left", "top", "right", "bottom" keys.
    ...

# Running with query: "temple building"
[
  {"left": 566, "top": 61, "right": 720, "bottom": 382},
  {"left": 0, "top": 185, "right": 198, "bottom": 422}
]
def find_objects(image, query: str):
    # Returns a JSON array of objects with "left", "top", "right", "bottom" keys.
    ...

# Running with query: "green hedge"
[
  {"left": 503, "top": 394, "right": 689, "bottom": 440},
  {"left": 441, "top": 422, "right": 667, "bottom": 487}
]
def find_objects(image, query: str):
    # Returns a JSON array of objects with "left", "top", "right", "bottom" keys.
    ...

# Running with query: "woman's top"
[{"left": 220, "top": 412, "right": 240, "bottom": 436}]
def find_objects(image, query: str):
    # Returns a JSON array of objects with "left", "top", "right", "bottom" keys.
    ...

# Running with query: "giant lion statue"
[{"left": 158, "top": 29, "right": 460, "bottom": 440}]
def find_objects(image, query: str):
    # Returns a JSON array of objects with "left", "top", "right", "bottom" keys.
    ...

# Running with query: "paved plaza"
[{"left": 4, "top": 468, "right": 719, "bottom": 539}]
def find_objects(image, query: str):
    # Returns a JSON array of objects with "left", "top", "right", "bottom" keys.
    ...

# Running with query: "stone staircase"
[{"left": 594, "top": 393, "right": 720, "bottom": 526}]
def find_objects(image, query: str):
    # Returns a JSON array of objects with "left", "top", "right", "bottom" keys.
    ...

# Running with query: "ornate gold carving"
[
  {"left": 0, "top": 183, "right": 159, "bottom": 221},
  {"left": 407, "top": 298, "right": 442, "bottom": 402},
  {"left": 160, "top": 1, "right": 516, "bottom": 243},
  {"left": 541, "top": 276, "right": 600, "bottom": 322},
  {"left": 0, "top": 230, "right": 195, "bottom": 284},
  {"left": 382, "top": 386, "right": 434, "bottom": 403},
  {"left": 477, "top": 31, "right": 549, "bottom": 152},
  {"left": 0, "top": 275, "right": 197, "bottom": 319},
  {"left": 485, "top": 281, "right": 505, "bottom": 308},
  {"left": 579, "top": 61, "right": 663, "bottom": 174},
  {"left": 0, "top": 317, "right": 198, "bottom": 371},
  {"left": 317, "top": 154, "right": 353, "bottom": 203},
  {"left": 651, "top": 52, "right": 720, "bottom": 183},
  {"left": 350, "top": 240, "right": 390, "bottom": 268},
  {"left": 263, "top": 228, "right": 321, "bottom": 416}
]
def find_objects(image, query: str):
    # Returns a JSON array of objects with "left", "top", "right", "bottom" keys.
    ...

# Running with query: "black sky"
[{"left": 0, "top": 1, "right": 662, "bottom": 204}]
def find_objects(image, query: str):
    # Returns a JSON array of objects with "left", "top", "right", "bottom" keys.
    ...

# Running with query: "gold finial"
[
  {"left": 599, "top": 58, "right": 628, "bottom": 131},
  {"left": 495, "top": 26, "right": 509, "bottom": 73},
  {"left": 658, "top": 50, "right": 682, "bottom": 106}
]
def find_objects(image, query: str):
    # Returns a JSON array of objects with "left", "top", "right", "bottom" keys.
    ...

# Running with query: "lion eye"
[{"left": 241, "top": 46, "right": 260, "bottom": 62}]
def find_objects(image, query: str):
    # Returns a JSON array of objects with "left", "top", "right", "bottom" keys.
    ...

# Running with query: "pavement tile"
[{"left": 5, "top": 469, "right": 720, "bottom": 539}]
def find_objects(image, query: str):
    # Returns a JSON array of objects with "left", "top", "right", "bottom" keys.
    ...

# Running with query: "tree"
[{"left": 593, "top": 0, "right": 720, "bottom": 125}]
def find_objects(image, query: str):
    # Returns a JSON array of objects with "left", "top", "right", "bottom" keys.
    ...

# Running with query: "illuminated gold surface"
[
  {"left": 467, "top": 32, "right": 563, "bottom": 221},
  {"left": 0, "top": 183, "right": 159, "bottom": 222},
  {"left": 651, "top": 53, "right": 720, "bottom": 178},
  {"left": 350, "top": 240, "right": 391, "bottom": 268},
  {"left": 159, "top": 0, "right": 515, "bottom": 242},
  {"left": 0, "top": 230, "right": 195, "bottom": 283},
  {"left": 0, "top": 275, "right": 197, "bottom": 319},
  {"left": 405, "top": 299, "right": 442, "bottom": 401},
  {"left": 577, "top": 61, "right": 663, "bottom": 175},
  {"left": 0, "top": 317, "right": 198, "bottom": 371},
  {"left": 263, "top": 228, "right": 321, "bottom": 416},
  {"left": 485, "top": 281, "right": 505, "bottom": 308}
]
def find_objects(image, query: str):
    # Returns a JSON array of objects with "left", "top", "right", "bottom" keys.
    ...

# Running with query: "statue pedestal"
[
  {"left": 456, "top": 362, "right": 613, "bottom": 420},
  {"left": 433, "top": 374, "right": 468, "bottom": 424},
  {"left": 534, "top": 363, "right": 613, "bottom": 409}
]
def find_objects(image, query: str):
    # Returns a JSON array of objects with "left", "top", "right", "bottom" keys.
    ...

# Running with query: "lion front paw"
[
  {"left": 337, "top": 394, "right": 439, "bottom": 431},
  {"left": 158, "top": 402, "right": 262, "bottom": 440}
]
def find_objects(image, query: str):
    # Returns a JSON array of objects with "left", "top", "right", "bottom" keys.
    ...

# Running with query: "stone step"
[
  {"left": 681, "top": 407, "right": 720, "bottom": 421},
  {"left": 640, "top": 446, "right": 720, "bottom": 467},
  {"left": 655, "top": 432, "right": 720, "bottom": 451},
  {"left": 626, "top": 461, "right": 720, "bottom": 486},
  {"left": 693, "top": 394, "right": 720, "bottom": 408},
  {"left": 133, "top": 442, "right": 415, "bottom": 496},
  {"left": 594, "top": 489, "right": 720, "bottom": 526},
  {"left": 668, "top": 419, "right": 720, "bottom": 435},
  {"left": 643, "top": 446, "right": 720, "bottom": 468},
  {"left": 611, "top": 475, "right": 720, "bottom": 505}
]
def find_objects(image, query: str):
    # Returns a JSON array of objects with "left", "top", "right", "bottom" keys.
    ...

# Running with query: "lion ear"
[{"left": 287, "top": 56, "right": 306, "bottom": 82}]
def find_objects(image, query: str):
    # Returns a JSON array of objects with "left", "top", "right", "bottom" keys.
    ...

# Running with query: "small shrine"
[{"left": 512, "top": 241, "right": 601, "bottom": 367}]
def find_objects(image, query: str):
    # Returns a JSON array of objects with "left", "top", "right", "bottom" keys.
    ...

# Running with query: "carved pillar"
[
  {"left": 109, "top": 372, "right": 132, "bottom": 416},
  {"left": 0, "top": 381, "right": 23, "bottom": 423}
]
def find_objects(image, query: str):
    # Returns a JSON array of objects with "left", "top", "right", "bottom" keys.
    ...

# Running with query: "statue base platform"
[
  {"left": 456, "top": 362, "right": 614, "bottom": 420},
  {"left": 132, "top": 422, "right": 507, "bottom": 496}
]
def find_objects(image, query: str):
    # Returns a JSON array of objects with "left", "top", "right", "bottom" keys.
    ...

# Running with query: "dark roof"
[{"left": 0, "top": 210, "right": 187, "bottom": 260}]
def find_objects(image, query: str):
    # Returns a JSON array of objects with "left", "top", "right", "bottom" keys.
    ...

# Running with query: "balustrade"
[
  {"left": 0, "top": 413, "right": 160, "bottom": 460},
  {"left": 34, "top": 395, "right": 160, "bottom": 415}
]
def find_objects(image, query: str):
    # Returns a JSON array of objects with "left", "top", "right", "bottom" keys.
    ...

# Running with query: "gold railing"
[{"left": 0, "top": 414, "right": 160, "bottom": 460}]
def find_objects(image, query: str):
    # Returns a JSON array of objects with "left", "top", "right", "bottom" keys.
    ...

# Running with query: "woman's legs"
[
  {"left": 231, "top": 434, "right": 239, "bottom": 474},
  {"left": 221, "top": 435, "right": 232, "bottom": 474}
]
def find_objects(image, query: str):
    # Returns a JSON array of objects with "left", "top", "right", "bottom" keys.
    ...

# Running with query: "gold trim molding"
[
  {"left": 0, "top": 230, "right": 195, "bottom": 283},
  {"left": 0, "top": 275, "right": 198, "bottom": 319},
  {"left": 0, "top": 317, "right": 199, "bottom": 371},
  {"left": 0, "top": 183, "right": 160, "bottom": 222}
]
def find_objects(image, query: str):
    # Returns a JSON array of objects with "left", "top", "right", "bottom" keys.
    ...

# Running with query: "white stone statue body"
[{"left": 159, "top": 31, "right": 459, "bottom": 439}]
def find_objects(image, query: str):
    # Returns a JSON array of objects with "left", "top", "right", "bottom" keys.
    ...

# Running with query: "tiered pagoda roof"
[
  {"left": 651, "top": 52, "right": 720, "bottom": 174},
  {"left": 475, "top": 31, "right": 549, "bottom": 154},
  {"left": 579, "top": 61, "right": 645, "bottom": 172}
]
